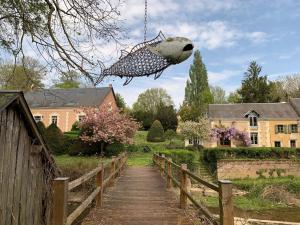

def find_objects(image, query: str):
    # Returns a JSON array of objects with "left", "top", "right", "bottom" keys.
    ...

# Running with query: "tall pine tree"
[
  {"left": 238, "top": 61, "right": 271, "bottom": 103},
  {"left": 183, "top": 50, "right": 212, "bottom": 118}
]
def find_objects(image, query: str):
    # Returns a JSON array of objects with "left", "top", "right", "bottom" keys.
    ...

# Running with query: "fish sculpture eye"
[{"left": 94, "top": 31, "right": 194, "bottom": 86}]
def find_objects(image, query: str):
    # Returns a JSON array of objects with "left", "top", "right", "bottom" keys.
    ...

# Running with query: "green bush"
[
  {"left": 157, "top": 149, "right": 196, "bottom": 171},
  {"left": 36, "top": 121, "right": 46, "bottom": 136},
  {"left": 71, "top": 121, "right": 80, "bottom": 131},
  {"left": 68, "top": 139, "right": 101, "bottom": 156},
  {"left": 147, "top": 120, "right": 165, "bottom": 142},
  {"left": 127, "top": 144, "right": 140, "bottom": 152},
  {"left": 203, "top": 147, "right": 300, "bottom": 173},
  {"left": 45, "top": 123, "right": 65, "bottom": 155},
  {"left": 64, "top": 130, "right": 80, "bottom": 138},
  {"left": 105, "top": 142, "right": 124, "bottom": 157}
]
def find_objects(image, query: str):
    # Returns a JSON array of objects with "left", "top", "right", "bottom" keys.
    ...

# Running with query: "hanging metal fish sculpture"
[{"left": 95, "top": 32, "right": 194, "bottom": 85}]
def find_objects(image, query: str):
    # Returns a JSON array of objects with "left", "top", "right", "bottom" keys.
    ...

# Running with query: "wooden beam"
[
  {"left": 52, "top": 177, "right": 69, "bottom": 225},
  {"left": 167, "top": 158, "right": 172, "bottom": 189},
  {"left": 96, "top": 163, "right": 104, "bottom": 207},
  {"left": 219, "top": 180, "right": 234, "bottom": 225},
  {"left": 180, "top": 164, "right": 188, "bottom": 209}
]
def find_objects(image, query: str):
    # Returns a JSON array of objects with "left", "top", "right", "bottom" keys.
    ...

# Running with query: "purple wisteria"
[{"left": 211, "top": 127, "right": 251, "bottom": 146}]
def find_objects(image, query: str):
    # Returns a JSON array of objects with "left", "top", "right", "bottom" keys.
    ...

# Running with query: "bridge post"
[
  {"left": 160, "top": 154, "right": 165, "bottom": 176},
  {"left": 109, "top": 156, "right": 116, "bottom": 186},
  {"left": 167, "top": 158, "right": 172, "bottom": 189},
  {"left": 219, "top": 180, "right": 234, "bottom": 225},
  {"left": 52, "top": 177, "right": 69, "bottom": 225},
  {"left": 180, "top": 164, "right": 188, "bottom": 209},
  {"left": 96, "top": 163, "right": 104, "bottom": 207}
]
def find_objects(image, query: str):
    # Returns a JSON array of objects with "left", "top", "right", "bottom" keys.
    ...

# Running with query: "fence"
[
  {"left": 52, "top": 152, "right": 127, "bottom": 225},
  {"left": 153, "top": 153, "right": 234, "bottom": 225}
]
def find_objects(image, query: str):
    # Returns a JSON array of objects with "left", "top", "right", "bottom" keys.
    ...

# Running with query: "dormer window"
[
  {"left": 249, "top": 116, "right": 257, "bottom": 127},
  {"left": 244, "top": 110, "right": 260, "bottom": 128}
]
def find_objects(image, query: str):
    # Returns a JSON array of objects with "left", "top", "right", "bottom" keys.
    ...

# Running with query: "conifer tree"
[{"left": 183, "top": 50, "right": 213, "bottom": 118}]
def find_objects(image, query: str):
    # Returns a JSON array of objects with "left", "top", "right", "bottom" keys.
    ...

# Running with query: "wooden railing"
[
  {"left": 153, "top": 153, "right": 234, "bottom": 225},
  {"left": 52, "top": 152, "right": 128, "bottom": 225}
]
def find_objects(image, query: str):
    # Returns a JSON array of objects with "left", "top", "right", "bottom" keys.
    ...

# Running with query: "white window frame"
[
  {"left": 274, "top": 141, "right": 281, "bottom": 147},
  {"left": 49, "top": 113, "right": 59, "bottom": 125},
  {"left": 291, "top": 124, "right": 298, "bottom": 133},
  {"left": 250, "top": 132, "right": 258, "bottom": 145},
  {"left": 33, "top": 114, "right": 43, "bottom": 123},
  {"left": 290, "top": 140, "right": 296, "bottom": 148}
]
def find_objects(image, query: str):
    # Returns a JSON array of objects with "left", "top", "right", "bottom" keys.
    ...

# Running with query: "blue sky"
[{"left": 104, "top": 0, "right": 300, "bottom": 108}]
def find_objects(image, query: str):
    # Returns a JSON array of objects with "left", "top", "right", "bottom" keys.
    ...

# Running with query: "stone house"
[
  {"left": 186, "top": 99, "right": 300, "bottom": 148},
  {"left": 24, "top": 85, "right": 117, "bottom": 132}
]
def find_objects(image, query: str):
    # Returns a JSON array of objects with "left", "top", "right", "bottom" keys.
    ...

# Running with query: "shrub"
[
  {"left": 36, "top": 121, "right": 46, "bottom": 136},
  {"left": 105, "top": 142, "right": 124, "bottom": 157},
  {"left": 45, "top": 123, "right": 64, "bottom": 155},
  {"left": 164, "top": 129, "right": 176, "bottom": 144},
  {"left": 147, "top": 120, "right": 165, "bottom": 142},
  {"left": 68, "top": 139, "right": 101, "bottom": 156},
  {"left": 203, "top": 147, "right": 300, "bottom": 174},
  {"left": 157, "top": 149, "right": 196, "bottom": 171},
  {"left": 71, "top": 121, "right": 80, "bottom": 131},
  {"left": 64, "top": 130, "right": 80, "bottom": 138},
  {"left": 127, "top": 144, "right": 140, "bottom": 152}
]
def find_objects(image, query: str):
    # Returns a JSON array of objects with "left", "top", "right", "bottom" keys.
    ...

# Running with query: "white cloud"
[
  {"left": 208, "top": 69, "right": 241, "bottom": 83},
  {"left": 152, "top": 21, "right": 267, "bottom": 50},
  {"left": 186, "top": 0, "right": 239, "bottom": 12}
]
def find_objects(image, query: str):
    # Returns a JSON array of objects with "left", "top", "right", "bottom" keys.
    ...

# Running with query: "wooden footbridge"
[{"left": 52, "top": 153, "right": 234, "bottom": 225}]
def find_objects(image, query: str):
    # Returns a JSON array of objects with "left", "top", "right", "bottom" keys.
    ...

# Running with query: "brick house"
[
  {"left": 186, "top": 99, "right": 300, "bottom": 148},
  {"left": 24, "top": 86, "right": 117, "bottom": 132}
]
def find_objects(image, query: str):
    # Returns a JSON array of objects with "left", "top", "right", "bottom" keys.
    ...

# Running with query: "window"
[
  {"left": 275, "top": 125, "right": 285, "bottom": 133},
  {"left": 188, "top": 138, "right": 200, "bottom": 146},
  {"left": 51, "top": 115, "right": 58, "bottom": 125},
  {"left": 290, "top": 140, "right": 296, "bottom": 148},
  {"left": 34, "top": 115, "right": 42, "bottom": 122},
  {"left": 250, "top": 132, "right": 258, "bottom": 145},
  {"left": 220, "top": 138, "right": 230, "bottom": 146},
  {"left": 78, "top": 115, "right": 85, "bottom": 122},
  {"left": 274, "top": 141, "right": 281, "bottom": 147},
  {"left": 291, "top": 124, "right": 298, "bottom": 133},
  {"left": 249, "top": 116, "right": 258, "bottom": 127}
]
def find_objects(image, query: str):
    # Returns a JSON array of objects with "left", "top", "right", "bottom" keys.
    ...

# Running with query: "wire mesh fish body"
[{"left": 96, "top": 32, "right": 194, "bottom": 85}]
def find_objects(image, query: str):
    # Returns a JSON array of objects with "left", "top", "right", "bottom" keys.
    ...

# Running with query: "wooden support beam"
[
  {"left": 109, "top": 156, "right": 116, "bottom": 186},
  {"left": 96, "top": 163, "right": 104, "bottom": 207},
  {"left": 52, "top": 177, "right": 69, "bottom": 225},
  {"left": 219, "top": 180, "right": 234, "bottom": 225},
  {"left": 167, "top": 158, "right": 172, "bottom": 189},
  {"left": 160, "top": 154, "right": 165, "bottom": 176},
  {"left": 180, "top": 164, "right": 188, "bottom": 209}
]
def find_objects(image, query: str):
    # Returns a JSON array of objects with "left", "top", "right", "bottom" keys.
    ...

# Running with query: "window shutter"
[
  {"left": 275, "top": 125, "right": 278, "bottom": 134},
  {"left": 288, "top": 125, "right": 292, "bottom": 134},
  {"left": 284, "top": 125, "right": 288, "bottom": 134}
]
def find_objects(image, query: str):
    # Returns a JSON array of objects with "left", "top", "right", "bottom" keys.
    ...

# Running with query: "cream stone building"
[
  {"left": 24, "top": 86, "right": 117, "bottom": 132},
  {"left": 186, "top": 99, "right": 300, "bottom": 148}
]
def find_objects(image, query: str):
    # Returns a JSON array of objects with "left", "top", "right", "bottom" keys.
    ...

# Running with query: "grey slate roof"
[
  {"left": 290, "top": 98, "right": 300, "bottom": 116},
  {"left": 209, "top": 102, "right": 299, "bottom": 119},
  {"left": 24, "top": 87, "right": 112, "bottom": 108}
]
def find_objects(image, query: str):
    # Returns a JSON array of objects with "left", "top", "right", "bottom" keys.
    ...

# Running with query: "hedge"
[
  {"left": 157, "top": 149, "right": 196, "bottom": 171},
  {"left": 203, "top": 147, "right": 300, "bottom": 173}
]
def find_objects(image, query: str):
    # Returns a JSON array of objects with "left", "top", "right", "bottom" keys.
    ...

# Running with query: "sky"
[
  {"left": 102, "top": 0, "right": 300, "bottom": 108},
  {"left": 2, "top": 0, "right": 300, "bottom": 108}
]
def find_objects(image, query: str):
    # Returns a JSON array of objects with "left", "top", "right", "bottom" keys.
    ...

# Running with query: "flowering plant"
[{"left": 211, "top": 127, "right": 251, "bottom": 146}]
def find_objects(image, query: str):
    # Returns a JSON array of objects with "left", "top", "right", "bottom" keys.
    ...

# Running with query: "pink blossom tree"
[
  {"left": 211, "top": 127, "right": 251, "bottom": 147},
  {"left": 79, "top": 104, "right": 139, "bottom": 155}
]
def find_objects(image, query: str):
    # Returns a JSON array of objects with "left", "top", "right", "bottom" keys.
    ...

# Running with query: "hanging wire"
[{"left": 144, "top": 0, "right": 148, "bottom": 42}]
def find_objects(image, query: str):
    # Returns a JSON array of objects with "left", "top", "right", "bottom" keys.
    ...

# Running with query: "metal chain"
[{"left": 144, "top": 0, "right": 148, "bottom": 42}]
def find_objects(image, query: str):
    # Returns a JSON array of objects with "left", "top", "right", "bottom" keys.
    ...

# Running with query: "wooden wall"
[{"left": 0, "top": 107, "right": 52, "bottom": 225}]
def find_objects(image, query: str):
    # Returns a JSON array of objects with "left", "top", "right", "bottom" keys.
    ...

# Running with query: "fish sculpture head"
[{"left": 147, "top": 37, "right": 194, "bottom": 64}]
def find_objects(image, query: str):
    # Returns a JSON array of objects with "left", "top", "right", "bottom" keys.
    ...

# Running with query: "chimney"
[{"left": 108, "top": 84, "right": 112, "bottom": 88}]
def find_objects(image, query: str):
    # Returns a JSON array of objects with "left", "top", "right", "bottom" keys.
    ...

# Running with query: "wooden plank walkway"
[{"left": 82, "top": 167, "right": 196, "bottom": 225}]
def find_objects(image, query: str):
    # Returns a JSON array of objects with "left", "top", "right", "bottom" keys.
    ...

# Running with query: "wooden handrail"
[
  {"left": 52, "top": 152, "right": 128, "bottom": 225},
  {"left": 153, "top": 153, "right": 234, "bottom": 225}
]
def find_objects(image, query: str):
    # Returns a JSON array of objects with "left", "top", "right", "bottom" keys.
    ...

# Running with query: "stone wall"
[{"left": 217, "top": 159, "right": 300, "bottom": 179}]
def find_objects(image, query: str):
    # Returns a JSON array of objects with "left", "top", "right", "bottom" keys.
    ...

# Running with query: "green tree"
[
  {"left": 147, "top": 120, "right": 165, "bottom": 142},
  {"left": 54, "top": 70, "right": 80, "bottom": 89},
  {"left": 133, "top": 88, "right": 173, "bottom": 114},
  {"left": 184, "top": 50, "right": 213, "bottom": 117},
  {"left": 238, "top": 61, "right": 271, "bottom": 103},
  {"left": 227, "top": 91, "right": 242, "bottom": 103},
  {"left": 164, "top": 129, "right": 176, "bottom": 145},
  {"left": 115, "top": 93, "right": 126, "bottom": 109},
  {"left": 178, "top": 104, "right": 200, "bottom": 122},
  {"left": 210, "top": 86, "right": 227, "bottom": 104},
  {"left": 44, "top": 123, "right": 64, "bottom": 155},
  {"left": 155, "top": 104, "right": 178, "bottom": 131},
  {"left": 0, "top": 57, "right": 45, "bottom": 90}
]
